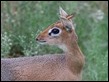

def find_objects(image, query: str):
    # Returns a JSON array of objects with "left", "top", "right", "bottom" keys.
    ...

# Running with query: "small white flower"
[
  {"left": 11, "top": 19, "right": 15, "bottom": 23},
  {"left": 13, "top": 11, "right": 18, "bottom": 15},
  {"left": 96, "top": 10, "right": 104, "bottom": 20},
  {"left": 83, "top": 2, "right": 89, "bottom": 7},
  {"left": 90, "top": 9, "right": 104, "bottom": 22},
  {"left": 40, "top": 10, "right": 44, "bottom": 14}
]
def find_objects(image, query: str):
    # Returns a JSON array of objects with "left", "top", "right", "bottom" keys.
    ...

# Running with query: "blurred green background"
[{"left": 1, "top": 1, "right": 108, "bottom": 81}]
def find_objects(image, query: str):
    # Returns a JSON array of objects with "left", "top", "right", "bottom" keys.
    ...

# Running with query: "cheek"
[{"left": 46, "top": 37, "right": 62, "bottom": 45}]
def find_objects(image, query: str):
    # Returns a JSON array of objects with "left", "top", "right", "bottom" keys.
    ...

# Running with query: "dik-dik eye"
[{"left": 48, "top": 27, "right": 62, "bottom": 37}]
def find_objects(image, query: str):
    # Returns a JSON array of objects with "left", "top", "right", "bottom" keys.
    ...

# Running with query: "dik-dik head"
[{"left": 36, "top": 7, "right": 77, "bottom": 46}]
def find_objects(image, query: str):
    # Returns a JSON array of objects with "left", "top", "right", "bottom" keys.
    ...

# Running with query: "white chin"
[{"left": 37, "top": 41, "right": 46, "bottom": 45}]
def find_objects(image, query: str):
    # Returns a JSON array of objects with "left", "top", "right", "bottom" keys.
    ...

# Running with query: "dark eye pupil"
[{"left": 51, "top": 28, "right": 59, "bottom": 34}]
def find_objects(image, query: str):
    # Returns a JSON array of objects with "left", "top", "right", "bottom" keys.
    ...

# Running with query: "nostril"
[{"left": 36, "top": 38, "right": 39, "bottom": 41}]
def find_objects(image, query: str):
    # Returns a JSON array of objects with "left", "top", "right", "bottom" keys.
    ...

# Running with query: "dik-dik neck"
[{"left": 59, "top": 40, "right": 85, "bottom": 74}]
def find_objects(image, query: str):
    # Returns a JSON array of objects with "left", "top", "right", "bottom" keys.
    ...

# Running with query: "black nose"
[{"left": 36, "top": 38, "right": 39, "bottom": 41}]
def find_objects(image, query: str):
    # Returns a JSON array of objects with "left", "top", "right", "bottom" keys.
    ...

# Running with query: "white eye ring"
[
  {"left": 48, "top": 27, "right": 62, "bottom": 37},
  {"left": 48, "top": 28, "right": 52, "bottom": 34}
]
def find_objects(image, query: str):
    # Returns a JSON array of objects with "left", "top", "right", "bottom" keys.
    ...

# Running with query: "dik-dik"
[{"left": 1, "top": 7, "right": 85, "bottom": 81}]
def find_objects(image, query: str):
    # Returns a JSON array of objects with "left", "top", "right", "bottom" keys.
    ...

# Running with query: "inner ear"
[
  {"left": 60, "top": 19, "right": 73, "bottom": 32},
  {"left": 65, "top": 25, "right": 72, "bottom": 33}
]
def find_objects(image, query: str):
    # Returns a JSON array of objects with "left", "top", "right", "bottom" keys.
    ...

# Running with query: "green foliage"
[{"left": 1, "top": 1, "right": 108, "bottom": 81}]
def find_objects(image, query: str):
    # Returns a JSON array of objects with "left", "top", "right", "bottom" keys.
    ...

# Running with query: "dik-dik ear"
[{"left": 59, "top": 7, "right": 74, "bottom": 32}]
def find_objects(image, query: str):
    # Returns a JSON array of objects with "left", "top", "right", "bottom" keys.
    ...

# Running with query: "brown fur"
[{"left": 1, "top": 7, "right": 85, "bottom": 81}]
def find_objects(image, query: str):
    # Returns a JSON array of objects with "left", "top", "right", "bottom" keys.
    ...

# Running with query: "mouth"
[
  {"left": 37, "top": 40, "right": 46, "bottom": 44},
  {"left": 39, "top": 40, "right": 46, "bottom": 42}
]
